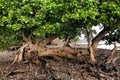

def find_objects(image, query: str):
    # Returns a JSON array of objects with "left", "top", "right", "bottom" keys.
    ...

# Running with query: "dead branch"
[
  {"left": 2, "top": 69, "right": 27, "bottom": 79},
  {"left": 31, "top": 35, "right": 40, "bottom": 46},
  {"left": 12, "top": 43, "right": 28, "bottom": 65},
  {"left": 106, "top": 42, "right": 120, "bottom": 64},
  {"left": 39, "top": 36, "right": 58, "bottom": 47},
  {"left": 64, "top": 36, "right": 70, "bottom": 47},
  {"left": 20, "top": 32, "right": 29, "bottom": 42},
  {"left": 28, "top": 33, "right": 32, "bottom": 39},
  {"left": 8, "top": 45, "right": 20, "bottom": 51},
  {"left": 35, "top": 36, "right": 39, "bottom": 46}
]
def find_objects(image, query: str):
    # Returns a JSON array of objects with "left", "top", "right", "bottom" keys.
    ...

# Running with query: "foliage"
[
  {"left": 0, "top": 0, "right": 61, "bottom": 49},
  {"left": 99, "top": 1, "right": 120, "bottom": 44},
  {"left": 104, "top": 28, "right": 120, "bottom": 44},
  {"left": 0, "top": 0, "right": 120, "bottom": 49}
]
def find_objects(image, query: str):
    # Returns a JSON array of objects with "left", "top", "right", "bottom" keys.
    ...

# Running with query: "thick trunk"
[{"left": 91, "top": 28, "right": 109, "bottom": 51}]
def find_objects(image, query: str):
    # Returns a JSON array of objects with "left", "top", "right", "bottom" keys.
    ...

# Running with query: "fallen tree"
[{"left": 12, "top": 33, "right": 90, "bottom": 65}]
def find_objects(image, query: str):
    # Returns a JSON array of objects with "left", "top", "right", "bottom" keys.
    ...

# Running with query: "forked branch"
[{"left": 20, "top": 32, "right": 29, "bottom": 42}]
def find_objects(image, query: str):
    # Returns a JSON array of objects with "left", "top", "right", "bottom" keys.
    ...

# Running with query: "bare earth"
[{"left": 0, "top": 49, "right": 120, "bottom": 80}]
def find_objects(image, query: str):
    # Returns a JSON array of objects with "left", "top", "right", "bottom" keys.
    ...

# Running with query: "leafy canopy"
[{"left": 0, "top": 0, "right": 120, "bottom": 49}]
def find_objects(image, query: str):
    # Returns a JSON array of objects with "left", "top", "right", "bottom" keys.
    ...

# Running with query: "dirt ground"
[{"left": 0, "top": 49, "right": 120, "bottom": 80}]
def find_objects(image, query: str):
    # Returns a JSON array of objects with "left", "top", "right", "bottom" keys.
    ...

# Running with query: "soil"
[{"left": 0, "top": 49, "right": 120, "bottom": 80}]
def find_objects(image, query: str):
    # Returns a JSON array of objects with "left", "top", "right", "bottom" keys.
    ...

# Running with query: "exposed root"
[
  {"left": 12, "top": 33, "right": 90, "bottom": 65},
  {"left": 12, "top": 43, "right": 28, "bottom": 65}
]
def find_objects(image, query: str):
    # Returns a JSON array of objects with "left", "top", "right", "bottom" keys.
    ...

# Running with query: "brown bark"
[
  {"left": 85, "top": 27, "right": 109, "bottom": 63},
  {"left": 88, "top": 28, "right": 109, "bottom": 63},
  {"left": 85, "top": 26, "right": 97, "bottom": 63},
  {"left": 38, "top": 47, "right": 76, "bottom": 57},
  {"left": 91, "top": 28, "right": 109, "bottom": 50}
]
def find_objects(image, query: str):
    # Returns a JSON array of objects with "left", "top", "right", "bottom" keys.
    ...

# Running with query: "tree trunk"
[
  {"left": 85, "top": 26, "right": 97, "bottom": 63},
  {"left": 88, "top": 28, "right": 109, "bottom": 63},
  {"left": 91, "top": 28, "right": 109, "bottom": 51}
]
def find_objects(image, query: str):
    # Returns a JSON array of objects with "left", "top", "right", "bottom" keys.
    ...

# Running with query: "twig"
[{"left": 2, "top": 69, "right": 27, "bottom": 79}]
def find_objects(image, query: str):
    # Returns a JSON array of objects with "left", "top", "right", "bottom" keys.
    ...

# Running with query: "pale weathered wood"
[{"left": 106, "top": 42, "right": 120, "bottom": 64}]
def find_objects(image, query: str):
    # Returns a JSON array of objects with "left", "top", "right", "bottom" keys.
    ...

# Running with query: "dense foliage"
[{"left": 0, "top": 0, "right": 120, "bottom": 49}]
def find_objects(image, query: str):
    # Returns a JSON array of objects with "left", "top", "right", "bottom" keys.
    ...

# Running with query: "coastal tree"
[{"left": 0, "top": 0, "right": 120, "bottom": 63}]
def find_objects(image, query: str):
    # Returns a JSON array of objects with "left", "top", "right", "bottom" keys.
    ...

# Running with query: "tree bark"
[
  {"left": 88, "top": 28, "right": 109, "bottom": 63},
  {"left": 91, "top": 28, "right": 109, "bottom": 51},
  {"left": 85, "top": 27, "right": 109, "bottom": 63},
  {"left": 85, "top": 26, "right": 97, "bottom": 63}
]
